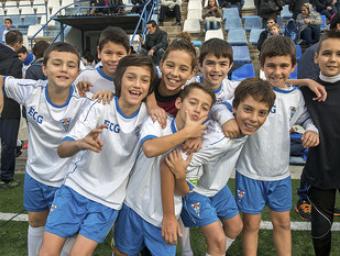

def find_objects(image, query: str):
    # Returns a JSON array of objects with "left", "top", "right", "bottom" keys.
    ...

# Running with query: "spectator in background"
[
  {"left": 80, "top": 50, "right": 96, "bottom": 70},
  {"left": 312, "top": 0, "right": 338, "bottom": 19},
  {"left": 159, "top": 0, "right": 182, "bottom": 26},
  {"left": 131, "top": 0, "right": 145, "bottom": 14},
  {"left": 289, "top": 0, "right": 307, "bottom": 19},
  {"left": 141, "top": 20, "right": 168, "bottom": 65},
  {"left": 25, "top": 40, "right": 50, "bottom": 80},
  {"left": 296, "top": 3, "right": 322, "bottom": 46},
  {"left": 0, "top": 30, "right": 23, "bottom": 189},
  {"left": 257, "top": 16, "right": 277, "bottom": 50},
  {"left": 255, "top": 0, "right": 284, "bottom": 22},
  {"left": 219, "top": 0, "right": 244, "bottom": 14},
  {"left": 0, "top": 18, "right": 14, "bottom": 43},
  {"left": 203, "top": 0, "right": 222, "bottom": 31},
  {"left": 17, "top": 46, "right": 35, "bottom": 77}
]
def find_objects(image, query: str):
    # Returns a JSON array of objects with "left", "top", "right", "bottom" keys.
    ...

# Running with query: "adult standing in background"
[
  {"left": 0, "top": 30, "right": 23, "bottom": 189},
  {"left": 159, "top": 0, "right": 182, "bottom": 26},
  {"left": 255, "top": 0, "right": 284, "bottom": 22},
  {"left": 0, "top": 18, "right": 14, "bottom": 43}
]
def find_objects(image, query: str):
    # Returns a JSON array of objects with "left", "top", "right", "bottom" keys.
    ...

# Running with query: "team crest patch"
[
  {"left": 191, "top": 202, "right": 201, "bottom": 217},
  {"left": 60, "top": 118, "right": 71, "bottom": 132},
  {"left": 237, "top": 189, "right": 245, "bottom": 200},
  {"left": 289, "top": 106, "right": 297, "bottom": 120},
  {"left": 50, "top": 203, "right": 57, "bottom": 212}
]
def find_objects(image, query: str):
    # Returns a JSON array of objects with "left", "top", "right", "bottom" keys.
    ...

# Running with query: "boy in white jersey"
[
  {"left": 161, "top": 78, "right": 275, "bottom": 255},
  {"left": 75, "top": 26, "right": 130, "bottom": 94},
  {"left": 113, "top": 83, "right": 215, "bottom": 256},
  {"left": 0, "top": 42, "right": 92, "bottom": 256},
  {"left": 236, "top": 36, "right": 319, "bottom": 256},
  {"left": 39, "top": 55, "right": 155, "bottom": 256}
]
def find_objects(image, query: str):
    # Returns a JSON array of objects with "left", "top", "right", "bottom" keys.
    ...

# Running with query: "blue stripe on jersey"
[
  {"left": 114, "top": 96, "right": 140, "bottom": 119},
  {"left": 140, "top": 135, "right": 157, "bottom": 145},
  {"left": 170, "top": 118, "right": 177, "bottom": 133},
  {"left": 63, "top": 136, "right": 76, "bottom": 142},
  {"left": 96, "top": 67, "right": 113, "bottom": 81},
  {"left": 221, "top": 101, "right": 233, "bottom": 112},
  {"left": 273, "top": 86, "right": 297, "bottom": 94},
  {"left": 213, "top": 85, "right": 222, "bottom": 94},
  {"left": 44, "top": 85, "right": 75, "bottom": 108}
]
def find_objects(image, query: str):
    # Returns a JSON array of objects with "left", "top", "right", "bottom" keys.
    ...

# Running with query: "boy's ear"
[
  {"left": 313, "top": 52, "right": 319, "bottom": 64},
  {"left": 175, "top": 96, "right": 182, "bottom": 110},
  {"left": 97, "top": 46, "right": 101, "bottom": 60},
  {"left": 42, "top": 64, "right": 48, "bottom": 77}
]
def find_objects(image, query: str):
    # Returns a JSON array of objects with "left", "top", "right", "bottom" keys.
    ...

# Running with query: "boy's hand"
[
  {"left": 149, "top": 106, "right": 167, "bottom": 128},
  {"left": 304, "top": 79, "right": 327, "bottom": 102},
  {"left": 183, "top": 137, "right": 202, "bottom": 154},
  {"left": 77, "top": 124, "right": 107, "bottom": 152},
  {"left": 222, "top": 119, "right": 241, "bottom": 138},
  {"left": 76, "top": 81, "right": 93, "bottom": 97},
  {"left": 165, "top": 149, "right": 192, "bottom": 180},
  {"left": 183, "top": 111, "right": 207, "bottom": 139},
  {"left": 162, "top": 214, "right": 182, "bottom": 244},
  {"left": 92, "top": 90, "right": 113, "bottom": 104},
  {"left": 302, "top": 131, "right": 319, "bottom": 148}
]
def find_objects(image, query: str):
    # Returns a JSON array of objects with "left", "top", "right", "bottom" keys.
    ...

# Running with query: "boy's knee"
[
  {"left": 243, "top": 217, "right": 261, "bottom": 232},
  {"left": 207, "top": 233, "right": 226, "bottom": 254},
  {"left": 28, "top": 213, "right": 47, "bottom": 227},
  {"left": 223, "top": 218, "right": 243, "bottom": 239},
  {"left": 272, "top": 218, "right": 291, "bottom": 231}
]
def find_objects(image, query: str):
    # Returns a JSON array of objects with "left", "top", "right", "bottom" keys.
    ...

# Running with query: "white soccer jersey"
[
  {"left": 64, "top": 96, "right": 148, "bottom": 210},
  {"left": 74, "top": 66, "right": 115, "bottom": 93},
  {"left": 124, "top": 116, "right": 183, "bottom": 227},
  {"left": 186, "top": 121, "right": 248, "bottom": 197},
  {"left": 237, "top": 86, "right": 318, "bottom": 181},
  {"left": 3, "top": 77, "right": 93, "bottom": 187}
]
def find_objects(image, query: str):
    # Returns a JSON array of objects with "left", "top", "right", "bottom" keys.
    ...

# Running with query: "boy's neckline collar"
[
  {"left": 319, "top": 73, "right": 340, "bottom": 83},
  {"left": 96, "top": 66, "right": 113, "bottom": 81},
  {"left": 45, "top": 84, "right": 74, "bottom": 108},
  {"left": 114, "top": 96, "right": 140, "bottom": 119}
]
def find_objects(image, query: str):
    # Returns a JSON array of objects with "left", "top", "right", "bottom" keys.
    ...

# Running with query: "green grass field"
[{"left": 1, "top": 174, "right": 340, "bottom": 255}]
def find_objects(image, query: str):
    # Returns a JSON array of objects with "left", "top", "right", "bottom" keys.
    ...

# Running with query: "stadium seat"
[
  {"left": 231, "top": 63, "right": 255, "bottom": 80},
  {"left": 21, "top": 7, "right": 35, "bottom": 15},
  {"left": 19, "top": 1, "right": 32, "bottom": 7},
  {"left": 243, "top": 15, "right": 262, "bottom": 31},
  {"left": 295, "top": 44, "right": 302, "bottom": 61},
  {"left": 224, "top": 17, "right": 242, "bottom": 31},
  {"left": 280, "top": 5, "right": 293, "bottom": 20},
  {"left": 232, "top": 46, "right": 252, "bottom": 67},
  {"left": 321, "top": 15, "right": 327, "bottom": 30},
  {"left": 222, "top": 7, "right": 239, "bottom": 20},
  {"left": 62, "top": 0, "right": 75, "bottom": 6},
  {"left": 188, "top": 0, "right": 202, "bottom": 10},
  {"left": 151, "top": 14, "right": 159, "bottom": 24},
  {"left": 48, "top": 0, "right": 61, "bottom": 9},
  {"left": 227, "top": 28, "right": 247, "bottom": 45},
  {"left": 187, "top": 9, "right": 202, "bottom": 20},
  {"left": 5, "top": 1, "right": 17, "bottom": 7},
  {"left": 289, "top": 66, "right": 298, "bottom": 79},
  {"left": 249, "top": 28, "right": 264, "bottom": 45},
  {"left": 5, "top": 7, "right": 20, "bottom": 15},
  {"left": 27, "top": 24, "right": 43, "bottom": 39},
  {"left": 183, "top": 19, "right": 201, "bottom": 33},
  {"left": 205, "top": 29, "right": 224, "bottom": 41}
]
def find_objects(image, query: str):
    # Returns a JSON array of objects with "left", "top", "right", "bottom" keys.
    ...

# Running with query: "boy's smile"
[
  {"left": 262, "top": 55, "right": 295, "bottom": 88},
  {"left": 200, "top": 54, "right": 232, "bottom": 90}
]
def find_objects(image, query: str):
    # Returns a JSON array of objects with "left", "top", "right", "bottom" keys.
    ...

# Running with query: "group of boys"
[{"left": 0, "top": 21, "right": 339, "bottom": 256}]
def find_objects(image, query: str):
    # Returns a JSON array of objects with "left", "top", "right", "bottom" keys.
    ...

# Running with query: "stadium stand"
[
  {"left": 204, "top": 28, "right": 224, "bottom": 40},
  {"left": 249, "top": 28, "right": 264, "bottom": 45},
  {"left": 243, "top": 15, "right": 262, "bottom": 32},
  {"left": 224, "top": 16, "right": 242, "bottom": 31},
  {"left": 231, "top": 63, "right": 256, "bottom": 80},
  {"left": 227, "top": 28, "right": 247, "bottom": 45}
]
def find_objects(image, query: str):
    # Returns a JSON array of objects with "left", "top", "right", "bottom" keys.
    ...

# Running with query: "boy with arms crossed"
[
  {"left": 114, "top": 83, "right": 215, "bottom": 256},
  {"left": 39, "top": 55, "right": 155, "bottom": 256},
  {"left": 301, "top": 31, "right": 340, "bottom": 255},
  {"left": 0, "top": 42, "right": 92, "bottom": 256},
  {"left": 236, "top": 36, "right": 319, "bottom": 256},
  {"left": 162, "top": 78, "right": 275, "bottom": 255}
]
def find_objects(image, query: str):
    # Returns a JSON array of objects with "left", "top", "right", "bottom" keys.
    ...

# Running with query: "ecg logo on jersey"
[
  {"left": 60, "top": 118, "right": 71, "bottom": 132},
  {"left": 191, "top": 202, "right": 201, "bottom": 217}
]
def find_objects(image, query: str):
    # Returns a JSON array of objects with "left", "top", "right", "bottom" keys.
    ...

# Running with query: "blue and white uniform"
[
  {"left": 3, "top": 77, "right": 92, "bottom": 211},
  {"left": 115, "top": 116, "right": 183, "bottom": 256},
  {"left": 236, "top": 86, "right": 318, "bottom": 213},
  {"left": 181, "top": 121, "right": 247, "bottom": 227},
  {"left": 45, "top": 96, "right": 148, "bottom": 243},
  {"left": 74, "top": 66, "right": 114, "bottom": 93}
]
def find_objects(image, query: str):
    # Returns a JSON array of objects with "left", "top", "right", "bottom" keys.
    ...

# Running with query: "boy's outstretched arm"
[
  {"left": 143, "top": 112, "right": 207, "bottom": 157},
  {"left": 289, "top": 78, "right": 327, "bottom": 102},
  {"left": 57, "top": 124, "right": 106, "bottom": 158},
  {"left": 146, "top": 92, "right": 167, "bottom": 128}
]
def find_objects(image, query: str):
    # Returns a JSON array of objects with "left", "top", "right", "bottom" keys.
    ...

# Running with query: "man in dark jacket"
[
  {"left": 0, "top": 30, "right": 23, "bottom": 188},
  {"left": 141, "top": 20, "right": 168, "bottom": 65}
]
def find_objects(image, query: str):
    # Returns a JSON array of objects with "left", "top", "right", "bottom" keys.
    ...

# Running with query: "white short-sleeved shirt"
[
  {"left": 124, "top": 116, "right": 184, "bottom": 227},
  {"left": 63, "top": 96, "right": 148, "bottom": 210},
  {"left": 74, "top": 66, "right": 114, "bottom": 93},
  {"left": 187, "top": 121, "right": 248, "bottom": 197},
  {"left": 3, "top": 77, "right": 93, "bottom": 187},
  {"left": 237, "top": 86, "right": 318, "bottom": 181}
]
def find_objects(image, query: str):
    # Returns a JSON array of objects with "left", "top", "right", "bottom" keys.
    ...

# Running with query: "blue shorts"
[
  {"left": 115, "top": 204, "right": 176, "bottom": 256},
  {"left": 181, "top": 186, "right": 239, "bottom": 228},
  {"left": 45, "top": 185, "right": 118, "bottom": 243},
  {"left": 24, "top": 172, "right": 58, "bottom": 212},
  {"left": 236, "top": 172, "right": 292, "bottom": 214}
]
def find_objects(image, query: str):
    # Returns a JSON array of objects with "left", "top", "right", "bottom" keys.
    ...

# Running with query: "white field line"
[{"left": 1, "top": 212, "right": 340, "bottom": 231}]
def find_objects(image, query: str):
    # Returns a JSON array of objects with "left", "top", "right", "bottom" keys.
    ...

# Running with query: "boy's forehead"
[
  {"left": 264, "top": 55, "right": 293, "bottom": 65},
  {"left": 203, "top": 53, "right": 231, "bottom": 63},
  {"left": 319, "top": 38, "right": 340, "bottom": 52},
  {"left": 186, "top": 88, "right": 212, "bottom": 104},
  {"left": 238, "top": 95, "right": 270, "bottom": 111},
  {"left": 48, "top": 51, "right": 79, "bottom": 62},
  {"left": 100, "top": 41, "right": 128, "bottom": 53}
]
